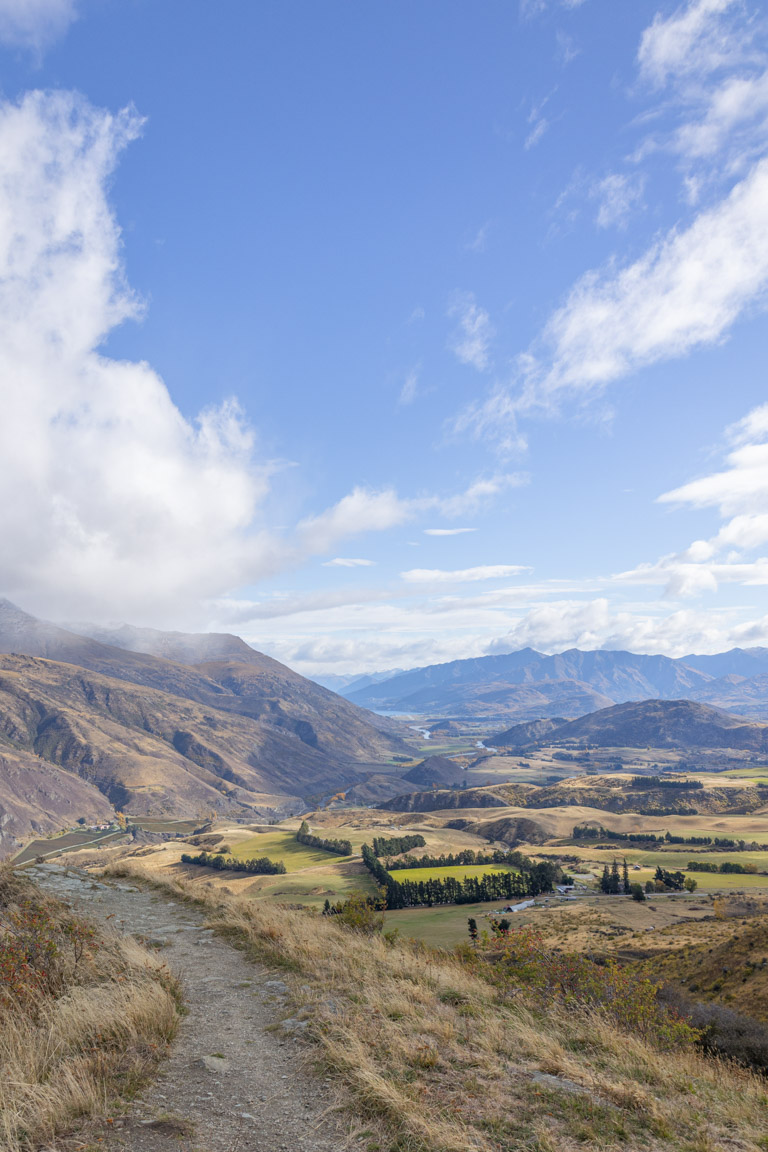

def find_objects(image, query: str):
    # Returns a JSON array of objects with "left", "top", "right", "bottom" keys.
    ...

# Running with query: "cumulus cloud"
[
  {"left": 487, "top": 596, "right": 758, "bottom": 657},
  {"left": 0, "top": 91, "right": 518, "bottom": 625},
  {"left": 402, "top": 565, "right": 529, "bottom": 584},
  {"left": 447, "top": 292, "right": 494, "bottom": 371},
  {"left": 0, "top": 0, "right": 77, "bottom": 51}
]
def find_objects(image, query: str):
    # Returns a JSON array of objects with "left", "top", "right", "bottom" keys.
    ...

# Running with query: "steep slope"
[
  {"left": 0, "top": 600, "right": 412, "bottom": 766},
  {"left": 0, "top": 746, "right": 113, "bottom": 856},
  {"left": 346, "top": 647, "right": 713, "bottom": 717},
  {"left": 0, "top": 653, "right": 368, "bottom": 820}
]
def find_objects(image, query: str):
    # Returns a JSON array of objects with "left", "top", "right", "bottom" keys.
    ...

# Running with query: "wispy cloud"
[
  {"left": 0, "top": 0, "right": 78, "bottom": 52},
  {"left": 592, "top": 172, "right": 645, "bottom": 229},
  {"left": 423, "top": 528, "right": 476, "bottom": 536},
  {"left": 322, "top": 557, "right": 376, "bottom": 568},
  {"left": 447, "top": 292, "right": 494, "bottom": 371},
  {"left": 614, "top": 402, "right": 768, "bottom": 597},
  {"left": 402, "top": 565, "right": 530, "bottom": 584},
  {"left": 398, "top": 366, "right": 420, "bottom": 406}
]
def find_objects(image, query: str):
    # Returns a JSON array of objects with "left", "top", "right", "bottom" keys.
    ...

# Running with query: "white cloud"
[
  {"left": 438, "top": 473, "right": 528, "bottom": 516},
  {"left": 488, "top": 596, "right": 757, "bottom": 658},
  {"left": 593, "top": 173, "right": 645, "bottom": 229},
  {"left": 447, "top": 292, "right": 494, "bottom": 371},
  {"left": 423, "top": 528, "right": 476, "bottom": 536},
  {"left": 520, "top": 156, "right": 768, "bottom": 411},
  {"left": 398, "top": 367, "right": 419, "bottom": 406},
  {"left": 402, "top": 565, "right": 529, "bottom": 584},
  {"left": 0, "top": 91, "right": 519, "bottom": 625},
  {"left": 322, "top": 557, "right": 376, "bottom": 568},
  {"left": 638, "top": 0, "right": 743, "bottom": 88},
  {"left": 0, "top": 0, "right": 77, "bottom": 50},
  {"left": 614, "top": 402, "right": 768, "bottom": 597}
]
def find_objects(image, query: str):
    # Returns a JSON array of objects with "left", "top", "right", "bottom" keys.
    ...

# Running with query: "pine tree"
[
  {"left": 600, "top": 864, "right": 610, "bottom": 893},
  {"left": 622, "top": 857, "right": 630, "bottom": 895},
  {"left": 467, "top": 917, "right": 478, "bottom": 943},
  {"left": 610, "top": 859, "right": 621, "bottom": 894}
]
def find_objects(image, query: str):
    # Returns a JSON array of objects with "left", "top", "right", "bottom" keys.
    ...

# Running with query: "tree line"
[
  {"left": 574, "top": 825, "right": 760, "bottom": 849},
  {"left": 686, "top": 859, "right": 760, "bottom": 874},
  {"left": 629, "top": 776, "right": 703, "bottom": 790},
  {"left": 297, "top": 820, "right": 352, "bottom": 856},
  {"left": 180, "top": 851, "right": 286, "bottom": 874},
  {"left": 385, "top": 847, "right": 513, "bottom": 871},
  {"left": 361, "top": 843, "right": 564, "bottom": 909},
  {"left": 371, "top": 833, "right": 426, "bottom": 857}
]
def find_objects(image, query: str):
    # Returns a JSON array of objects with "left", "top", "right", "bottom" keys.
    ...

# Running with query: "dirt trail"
[{"left": 27, "top": 862, "right": 357, "bottom": 1152}]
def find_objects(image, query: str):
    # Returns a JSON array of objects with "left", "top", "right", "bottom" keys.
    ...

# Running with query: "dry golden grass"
[
  {"left": 106, "top": 860, "right": 768, "bottom": 1152},
  {"left": 0, "top": 868, "right": 181, "bottom": 1152}
]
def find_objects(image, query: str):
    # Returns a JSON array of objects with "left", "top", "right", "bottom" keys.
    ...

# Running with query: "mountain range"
[
  {"left": 342, "top": 647, "right": 768, "bottom": 722},
  {"left": 0, "top": 599, "right": 413, "bottom": 855}
]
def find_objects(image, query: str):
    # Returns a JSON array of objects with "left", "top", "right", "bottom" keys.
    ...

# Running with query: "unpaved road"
[{"left": 28, "top": 863, "right": 357, "bottom": 1152}]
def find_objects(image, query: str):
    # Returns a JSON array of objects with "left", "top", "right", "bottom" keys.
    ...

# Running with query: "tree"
[
  {"left": 622, "top": 858, "right": 630, "bottom": 895},
  {"left": 467, "top": 917, "right": 478, "bottom": 944},
  {"left": 683, "top": 876, "right": 698, "bottom": 892},
  {"left": 630, "top": 883, "right": 646, "bottom": 902},
  {"left": 600, "top": 864, "right": 611, "bottom": 894},
  {"left": 609, "top": 859, "right": 622, "bottom": 895}
]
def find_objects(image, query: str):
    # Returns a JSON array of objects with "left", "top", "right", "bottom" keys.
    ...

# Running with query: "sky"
[{"left": 1, "top": 0, "right": 768, "bottom": 677}]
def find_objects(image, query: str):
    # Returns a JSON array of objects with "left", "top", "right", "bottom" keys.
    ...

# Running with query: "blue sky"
[{"left": 1, "top": 0, "right": 768, "bottom": 675}]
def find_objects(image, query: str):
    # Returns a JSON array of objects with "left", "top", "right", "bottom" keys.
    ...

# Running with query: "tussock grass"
[
  {"left": 0, "top": 867, "right": 181, "bottom": 1152},
  {"left": 106, "top": 862, "right": 768, "bottom": 1152}
]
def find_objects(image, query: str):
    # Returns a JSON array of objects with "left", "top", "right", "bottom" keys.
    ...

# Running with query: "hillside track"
[{"left": 27, "top": 862, "right": 358, "bottom": 1152}]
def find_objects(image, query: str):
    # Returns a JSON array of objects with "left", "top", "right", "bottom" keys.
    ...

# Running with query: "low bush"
[
  {"left": 481, "top": 923, "right": 697, "bottom": 1050},
  {"left": 660, "top": 984, "right": 768, "bottom": 1071}
]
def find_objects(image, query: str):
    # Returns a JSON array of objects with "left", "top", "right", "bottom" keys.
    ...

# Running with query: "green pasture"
[
  {"left": 228, "top": 829, "right": 352, "bottom": 871},
  {"left": 242, "top": 861, "right": 378, "bottom": 908},
  {"left": 384, "top": 899, "right": 517, "bottom": 947},
  {"left": 392, "top": 863, "right": 518, "bottom": 883}
]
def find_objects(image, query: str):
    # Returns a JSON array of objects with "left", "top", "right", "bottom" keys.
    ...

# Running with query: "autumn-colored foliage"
[
  {"left": 482, "top": 922, "right": 698, "bottom": 1049},
  {"left": 0, "top": 897, "right": 97, "bottom": 1016}
]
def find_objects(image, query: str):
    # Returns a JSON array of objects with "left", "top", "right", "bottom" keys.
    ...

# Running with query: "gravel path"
[{"left": 27, "top": 862, "right": 357, "bottom": 1152}]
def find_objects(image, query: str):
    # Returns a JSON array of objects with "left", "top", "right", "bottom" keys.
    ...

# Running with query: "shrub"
[
  {"left": 332, "top": 890, "right": 385, "bottom": 934},
  {"left": 630, "top": 883, "right": 646, "bottom": 902},
  {"left": 659, "top": 985, "right": 768, "bottom": 1071},
  {"left": 484, "top": 924, "right": 697, "bottom": 1050}
]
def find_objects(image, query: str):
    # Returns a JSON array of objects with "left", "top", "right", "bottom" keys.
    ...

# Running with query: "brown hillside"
[
  {"left": 0, "top": 746, "right": 112, "bottom": 855},
  {"left": 0, "top": 653, "right": 378, "bottom": 827}
]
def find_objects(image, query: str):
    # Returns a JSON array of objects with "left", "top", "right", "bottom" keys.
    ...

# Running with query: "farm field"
[
  {"left": 226, "top": 828, "right": 352, "bottom": 871},
  {"left": 384, "top": 889, "right": 720, "bottom": 949},
  {"left": 13, "top": 828, "right": 127, "bottom": 865}
]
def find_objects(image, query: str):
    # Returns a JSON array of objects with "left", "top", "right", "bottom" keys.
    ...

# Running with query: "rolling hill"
[{"left": 489, "top": 698, "right": 768, "bottom": 752}]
